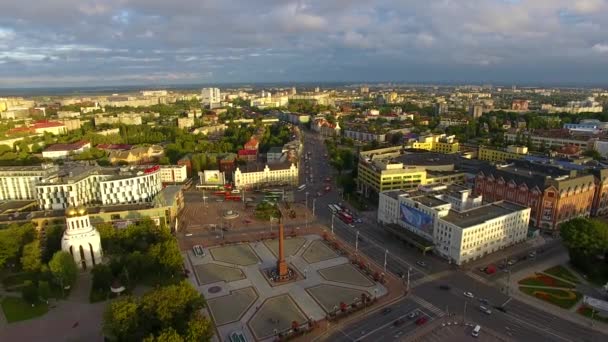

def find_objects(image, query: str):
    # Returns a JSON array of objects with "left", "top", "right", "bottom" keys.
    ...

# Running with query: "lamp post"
[
  {"left": 312, "top": 198, "right": 317, "bottom": 217},
  {"left": 331, "top": 213, "right": 335, "bottom": 235},
  {"left": 407, "top": 267, "right": 412, "bottom": 292},
  {"left": 384, "top": 249, "right": 388, "bottom": 272},
  {"left": 355, "top": 230, "right": 359, "bottom": 253}
]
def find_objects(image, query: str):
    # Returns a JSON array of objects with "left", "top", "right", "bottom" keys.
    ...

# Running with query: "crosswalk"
[{"left": 410, "top": 295, "right": 445, "bottom": 317}]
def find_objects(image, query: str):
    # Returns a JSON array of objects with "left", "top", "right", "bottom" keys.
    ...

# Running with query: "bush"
[{"left": 21, "top": 280, "right": 39, "bottom": 304}]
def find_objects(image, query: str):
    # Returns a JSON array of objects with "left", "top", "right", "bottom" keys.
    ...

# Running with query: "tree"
[
  {"left": 185, "top": 315, "right": 214, "bottom": 341},
  {"left": 38, "top": 280, "right": 51, "bottom": 302},
  {"left": 103, "top": 296, "right": 140, "bottom": 340},
  {"left": 21, "top": 280, "right": 39, "bottom": 304},
  {"left": 0, "top": 223, "right": 35, "bottom": 268},
  {"left": 147, "top": 240, "right": 183, "bottom": 277},
  {"left": 49, "top": 251, "right": 78, "bottom": 291},
  {"left": 583, "top": 149, "right": 603, "bottom": 161},
  {"left": 139, "top": 281, "right": 205, "bottom": 328},
  {"left": 560, "top": 218, "right": 608, "bottom": 256},
  {"left": 21, "top": 240, "right": 42, "bottom": 272},
  {"left": 91, "top": 264, "right": 113, "bottom": 293},
  {"left": 43, "top": 225, "right": 64, "bottom": 262},
  {"left": 144, "top": 328, "right": 184, "bottom": 342}
]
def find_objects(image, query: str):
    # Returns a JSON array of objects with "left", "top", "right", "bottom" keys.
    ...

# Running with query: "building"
[
  {"left": 57, "top": 111, "right": 80, "bottom": 118},
  {"left": 378, "top": 188, "right": 530, "bottom": 265},
  {"left": 504, "top": 129, "right": 592, "bottom": 151},
  {"left": 511, "top": 100, "right": 529, "bottom": 111},
  {"left": 438, "top": 118, "right": 469, "bottom": 128},
  {"left": 108, "top": 145, "right": 164, "bottom": 165},
  {"left": 474, "top": 160, "right": 596, "bottom": 231},
  {"left": 434, "top": 102, "right": 448, "bottom": 116},
  {"left": 238, "top": 149, "right": 258, "bottom": 162},
  {"left": 42, "top": 141, "right": 91, "bottom": 159},
  {"left": 177, "top": 117, "right": 195, "bottom": 129},
  {"left": 0, "top": 164, "right": 59, "bottom": 201},
  {"left": 159, "top": 165, "right": 188, "bottom": 183},
  {"left": 358, "top": 149, "right": 467, "bottom": 197},
  {"left": 267, "top": 146, "right": 285, "bottom": 164},
  {"left": 201, "top": 88, "right": 221, "bottom": 108},
  {"left": 280, "top": 112, "right": 311, "bottom": 125},
  {"left": 233, "top": 163, "right": 298, "bottom": 189},
  {"left": 478, "top": 145, "right": 528, "bottom": 163},
  {"left": 36, "top": 164, "right": 163, "bottom": 210},
  {"left": 94, "top": 113, "right": 143, "bottom": 126},
  {"left": 542, "top": 97, "right": 603, "bottom": 114},
  {"left": 244, "top": 136, "right": 260, "bottom": 151},
  {"left": 62, "top": 206, "right": 103, "bottom": 270},
  {"left": 469, "top": 104, "right": 484, "bottom": 118},
  {"left": 312, "top": 117, "right": 340, "bottom": 137},
  {"left": 343, "top": 128, "right": 387, "bottom": 143},
  {"left": 412, "top": 134, "right": 460, "bottom": 154},
  {"left": 7, "top": 120, "right": 67, "bottom": 136}
]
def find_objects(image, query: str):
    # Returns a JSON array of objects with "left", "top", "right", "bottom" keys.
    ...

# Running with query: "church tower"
[{"left": 61, "top": 206, "right": 103, "bottom": 270}]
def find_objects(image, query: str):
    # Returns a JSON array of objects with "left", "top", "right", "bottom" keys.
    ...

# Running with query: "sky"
[{"left": 0, "top": 0, "right": 608, "bottom": 87}]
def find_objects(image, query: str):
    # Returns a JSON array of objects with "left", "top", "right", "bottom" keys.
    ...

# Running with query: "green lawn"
[
  {"left": 517, "top": 274, "right": 576, "bottom": 289},
  {"left": 543, "top": 266, "right": 580, "bottom": 284},
  {"left": 577, "top": 306, "right": 608, "bottom": 324},
  {"left": 519, "top": 287, "right": 582, "bottom": 309},
  {"left": 1, "top": 297, "right": 48, "bottom": 323}
]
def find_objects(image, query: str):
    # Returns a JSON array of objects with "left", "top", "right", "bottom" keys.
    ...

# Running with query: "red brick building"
[{"left": 475, "top": 160, "right": 595, "bottom": 231}]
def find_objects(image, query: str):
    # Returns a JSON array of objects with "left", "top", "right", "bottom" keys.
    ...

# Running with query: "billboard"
[
  {"left": 202, "top": 170, "right": 225, "bottom": 185},
  {"left": 400, "top": 204, "right": 433, "bottom": 235}
]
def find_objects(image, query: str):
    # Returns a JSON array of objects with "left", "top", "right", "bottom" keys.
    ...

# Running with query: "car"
[
  {"left": 528, "top": 251, "right": 536, "bottom": 258},
  {"left": 479, "top": 305, "right": 492, "bottom": 315},
  {"left": 407, "top": 311, "right": 419, "bottom": 319},
  {"left": 478, "top": 298, "right": 489, "bottom": 305},
  {"left": 416, "top": 261, "right": 427, "bottom": 267},
  {"left": 185, "top": 233, "right": 193, "bottom": 237},
  {"left": 415, "top": 317, "right": 428, "bottom": 326},
  {"left": 439, "top": 285, "right": 451, "bottom": 290},
  {"left": 355, "top": 218, "right": 363, "bottom": 223},
  {"left": 348, "top": 223, "right": 355, "bottom": 228},
  {"left": 381, "top": 307, "right": 392, "bottom": 315},
  {"left": 463, "top": 291, "right": 474, "bottom": 298},
  {"left": 393, "top": 318, "right": 405, "bottom": 327},
  {"left": 495, "top": 306, "right": 507, "bottom": 313},
  {"left": 507, "top": 259, "right": 517, "bottom": 266}
]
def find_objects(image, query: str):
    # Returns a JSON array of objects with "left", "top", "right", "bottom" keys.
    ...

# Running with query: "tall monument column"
[{"left": 277, "top": 218, "right": 288, "bottom": 277}]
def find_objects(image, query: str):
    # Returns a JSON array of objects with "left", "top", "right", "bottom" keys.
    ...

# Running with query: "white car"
[{"left": 463, "top": 292, "right": 474, "bottom": 298}]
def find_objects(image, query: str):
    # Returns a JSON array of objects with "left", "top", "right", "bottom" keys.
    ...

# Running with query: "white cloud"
[{"left": 592, "top": 43, "right": 608, "bottom": 53}]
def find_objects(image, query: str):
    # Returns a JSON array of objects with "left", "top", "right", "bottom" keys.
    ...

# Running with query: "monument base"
[{"left": 262, "top": 265, "right": 299, "bottom": 286}]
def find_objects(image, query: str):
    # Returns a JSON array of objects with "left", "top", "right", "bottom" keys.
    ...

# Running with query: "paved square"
[
  {"left": 318, "top": 263, "right": 374, "bottom": 287},
  {"left": 249, "top": 294, "right": 307, "bottom": 340},
  {"left": 307, "top": 284, "right": 369, "bottom": 313},
  {"left": 207, "top": 287, "right": 258, "bottom": 326},
  {"left": 209, "top": 244, "right": 259, "bottom": 266},
  {"left": 302, "top": 240, "right": 338, "bottom": 264},
  {"left": 194, "top": 263, "right": 245, "bottom": 285},
  {"left": 185, "top": 235, "right": 388, "bottom": 341},
  {"left": 264, "top": 237, "right": 306, "bottom": 258}
]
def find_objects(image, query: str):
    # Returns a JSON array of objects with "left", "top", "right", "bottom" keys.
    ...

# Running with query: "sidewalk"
[{"left": 463, "top": 235, "right": 556, "bottom": 271}]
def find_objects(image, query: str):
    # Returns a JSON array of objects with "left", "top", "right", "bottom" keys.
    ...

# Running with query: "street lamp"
[
  {"left": 312, "top": 198, "right": 317, "bottom": 217},
  {"left": 355, "top": 230, "right": 359, "bottom": 253},
  {"left": 384, "top": 249, "right": 388, "bottom": 272},
  {"left": 331, "top": 213, "right": 335, "bottom": 234}
]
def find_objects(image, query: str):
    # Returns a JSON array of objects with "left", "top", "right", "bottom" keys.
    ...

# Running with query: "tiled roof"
[{"left": 44, "top": 140, "right": 89, "bottom": 152}]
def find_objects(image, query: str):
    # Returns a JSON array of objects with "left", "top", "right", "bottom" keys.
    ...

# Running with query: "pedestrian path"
[{"left": 410, "top": 295, "right": 445, "bottom": 317}]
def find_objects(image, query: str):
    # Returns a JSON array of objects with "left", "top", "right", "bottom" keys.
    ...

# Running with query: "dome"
[
  {"left": 77, "top": 206, "right": 87, "bottom": 216},
  {"left": 65, "top": 207, "right": 78, "bottom": 217}
]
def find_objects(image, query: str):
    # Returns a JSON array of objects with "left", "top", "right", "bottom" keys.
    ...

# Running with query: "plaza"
[{"left": 185, "top": 234, "right": 388, "bottom": 341}]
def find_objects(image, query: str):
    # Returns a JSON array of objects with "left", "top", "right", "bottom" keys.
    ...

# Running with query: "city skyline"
[{"left": 1, "top": 0, "right": 608, "bottom": 87}]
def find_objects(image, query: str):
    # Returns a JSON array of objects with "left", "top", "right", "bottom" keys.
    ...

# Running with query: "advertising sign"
[
  {"left": 400, "top": 204, "right": 433, "bottom": 235},
  {"left": 202, "top": 170, "right": 225, "bottom": 185}
]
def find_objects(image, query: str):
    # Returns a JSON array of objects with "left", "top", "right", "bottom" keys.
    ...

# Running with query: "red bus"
[
  {"left": 225, "top": 195, "right": 241, "bottom": 201},
  {"left": 214, "top": 191, "right": 227, "bottom": 196},
  {"left": 338, "top": 212, "right": 353, "bottom": 224}
]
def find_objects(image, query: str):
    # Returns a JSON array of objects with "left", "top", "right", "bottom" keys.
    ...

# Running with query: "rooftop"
[
  {"left": 44, "top": 140, "right": 89, "bottom": 152},
  {"left": 441, "top": 201, "right": 528, "bottom": 228}
]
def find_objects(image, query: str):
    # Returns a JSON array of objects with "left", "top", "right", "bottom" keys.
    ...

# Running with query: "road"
[{"left": 296, "top": 129, "right": 607, "bottom": 342}]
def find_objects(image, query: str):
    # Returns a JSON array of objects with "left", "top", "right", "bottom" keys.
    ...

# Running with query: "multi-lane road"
[{"left": 297, "top": 130, "right": 607, "bottom": 342}]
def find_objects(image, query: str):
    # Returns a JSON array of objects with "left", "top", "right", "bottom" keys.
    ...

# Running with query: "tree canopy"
[{"left": 0, "top": 223, "right": 36, "bottom": 268}]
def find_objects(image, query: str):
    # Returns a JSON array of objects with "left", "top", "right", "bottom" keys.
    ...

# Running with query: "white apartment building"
[
  {"left": 233, "top": 163, "right": 298, "bottom": 189},
  {"left": 0, "top": 164, "right": 164, "bottom": 210},
  {"left": 159, "top": 165, "right": 188, "bottom": 183},
  {"left": 0, "top": 165, "right": 58, "bottom": 201},
  {"left": 201, "top": 88, "right": 221, "bottom": 107},
  {"left": 378, "top": 187, "right": 530, "bottom": 265}
]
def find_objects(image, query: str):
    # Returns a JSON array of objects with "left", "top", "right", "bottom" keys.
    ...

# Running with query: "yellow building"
[
  {"left": 478, "top": 145, "right": 528, "bottom": 163},
  {"left": 358, "top": 157, "right": 465, "bottom": 196},
  {"left": 412, "top": 134, "right": 460, "bottom": 154}
]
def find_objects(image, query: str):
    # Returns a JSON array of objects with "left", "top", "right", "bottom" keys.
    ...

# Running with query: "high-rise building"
[
  {"left": 201, "top": 88, "right": 221, "bottom": 107},
  {"left": 469, "top": 104, "right": 484, "bottom": 118},
  {"left": 434, "top": 102, "right": 448, "bottom": 116}
]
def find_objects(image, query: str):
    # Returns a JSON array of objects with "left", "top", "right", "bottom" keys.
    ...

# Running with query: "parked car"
[
  {"left": 381, "top": 307, "right": 392, "bottom": 315},
  {"left": 479, "top": 298, "right": 489, "bottom": 305},
  {"left": 495, "top": 306, "right": 507, "bottom": 313},
  {"left": 439, "top": 285, "right": 451, "bottom": 290},
  {"left": 393, "top": 318, "right": 405, "bottom": 327},
  {"left": 463, "top": 291, "right": 474, "bottom": 298},
  {"left": 415, "top": 317, "right": 428, "bottom": 326},
  {"left": 416, "top": 261, "right": 427, "bottom": 267},
  {"left": 407, "top": 311, "right": 419, "bottom": 319}
]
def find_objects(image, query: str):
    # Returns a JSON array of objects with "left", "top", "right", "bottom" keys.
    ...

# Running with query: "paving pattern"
[
  {"left": 302, "top": 240, "right": 338, "bottom": 264},
  {"left": 264, "top": 237, "right": 306, "bottom": 258},
  {"left": 194, "top": 263, "right": 245, "bottom": 285},
  {"left": 248, "top": 294, "right": 307, "bottom": 340},
  {"left": 307, "top": 284, "right": 369, "bottom": 313},
  {"left": 207, "top": 287, "right": 258, "bottom": 326},
  {"left": 209, "top": 244, "right": 259, "bottom": 266},
  {"left": 318, "top": 263, "right": 375, "bottom": 287}
]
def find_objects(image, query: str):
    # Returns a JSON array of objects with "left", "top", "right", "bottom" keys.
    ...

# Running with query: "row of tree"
[{"left": 560, "top": 218, "right": 608, "bottom": 283}]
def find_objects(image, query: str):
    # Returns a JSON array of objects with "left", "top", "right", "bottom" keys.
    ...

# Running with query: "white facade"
[
  {"left": 233, "top": 163, "right": 298, "bottom": 189},
  {"left": 62, "top": 206, "right": 103, "bottom": 270},
  {"left": 0, "top": 165, "right": 58, "bottom": 201},
  {"left": 42, "top": 142, "right": 91, "bottom": 159},
  {"left": 201, "top": 88, "right": 221, "bottom": 107},
  {"left": 378, "top": 189, "right": 530, "bottom": 265},
  {"left": 99, "top": 172, "right": 162, "bottom": 206},
  {"left": 159, "top": 165, "right": 188, "bottom": 183}
]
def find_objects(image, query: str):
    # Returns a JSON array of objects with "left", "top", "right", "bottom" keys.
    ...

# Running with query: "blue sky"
[{"left": 0, "top": 0, "right": 607, "bottom": 87}]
